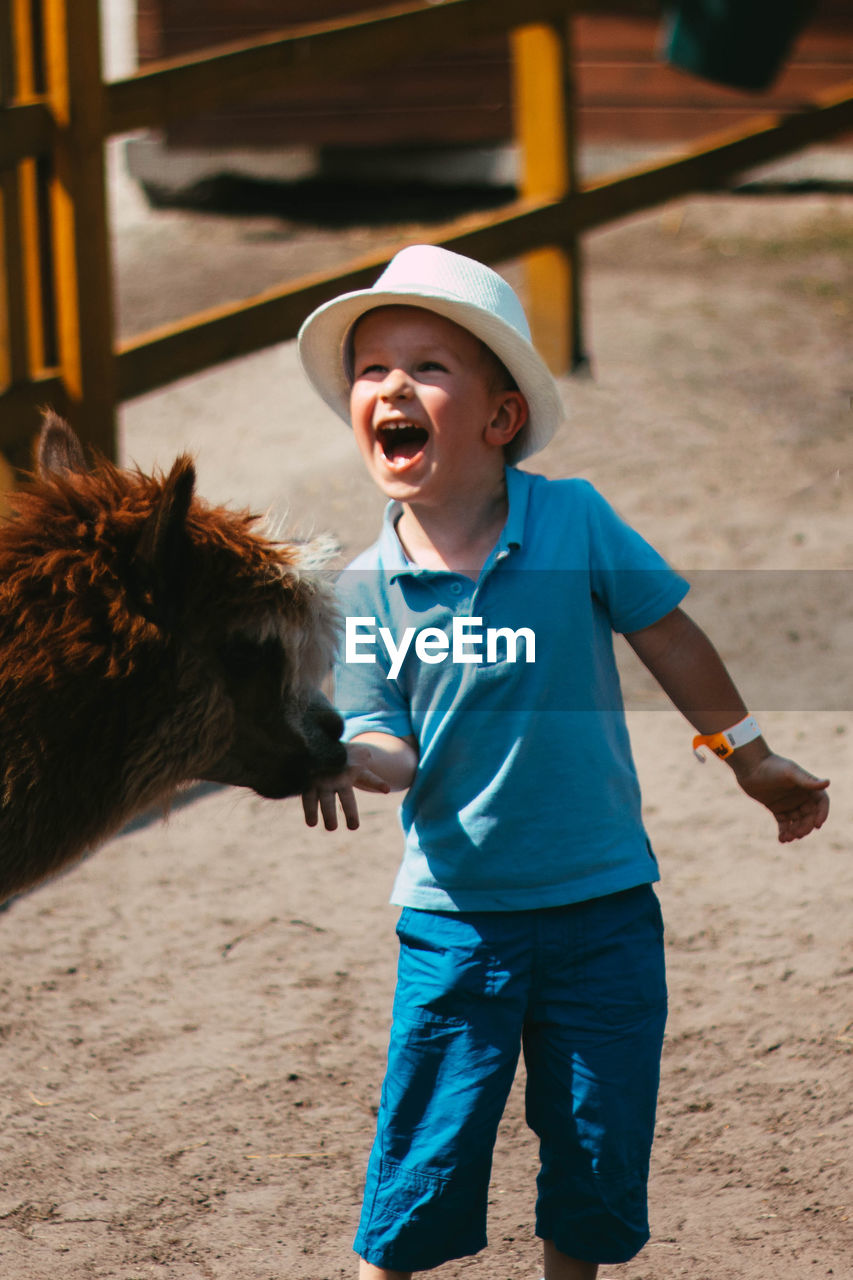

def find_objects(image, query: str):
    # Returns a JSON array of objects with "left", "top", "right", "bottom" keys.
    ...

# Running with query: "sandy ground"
[{"left": 1, "top": 172, "right": 851, "bottom": 1280}]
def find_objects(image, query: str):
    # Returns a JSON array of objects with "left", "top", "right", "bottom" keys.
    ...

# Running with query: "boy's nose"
[{"left": 380, "top": 369, "right": 413, "bottom": 400}]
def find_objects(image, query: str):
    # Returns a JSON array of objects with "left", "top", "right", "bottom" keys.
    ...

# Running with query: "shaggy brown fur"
[{"left": 0, "top": 413, "right": 345, "bottom": 902}]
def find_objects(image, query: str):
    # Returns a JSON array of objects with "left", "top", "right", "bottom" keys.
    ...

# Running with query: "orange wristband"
[{"left": 693, "top": 715, "right": 761, "bottom": 761}]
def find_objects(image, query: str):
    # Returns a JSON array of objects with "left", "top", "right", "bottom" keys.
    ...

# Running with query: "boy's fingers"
[
  {"left": 358, "top": 770, "right": 392, "bottom": 795},
  {"left": 318, "top": 787, "right": 340, "bottom": 831},
  {"left": 302, "top": 788, "right": 318, "bottom": 827},
  {"left": 777, "top": 789, "right": 829, "bottom": 842},
  {"left": 338, "top": 786, "right": 361, "bottom": 830},
  {"left": 794, "top": 770, "right": 830, "bottom": 790},
  {"left": 303, "top": 766, "right": 392, "bottom": 833},
  {"left": 807, "top": 791, "right": 831, "bottom": 832}
]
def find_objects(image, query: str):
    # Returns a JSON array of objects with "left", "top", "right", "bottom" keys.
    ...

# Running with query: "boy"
[{"left": 297, "top": 245, "right": 829, "bottom": 1280}]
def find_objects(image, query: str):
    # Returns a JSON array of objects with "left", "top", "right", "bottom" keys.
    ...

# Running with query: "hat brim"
[{"left": 297, "top": 286, "right": 565, "bottom": 463}]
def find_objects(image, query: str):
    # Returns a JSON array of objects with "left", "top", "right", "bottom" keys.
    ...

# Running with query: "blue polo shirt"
[{"left": 334, "top": 466, "right": 689, "bottom": 911}]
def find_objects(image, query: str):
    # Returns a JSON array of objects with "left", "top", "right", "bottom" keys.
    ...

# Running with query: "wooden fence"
[{"left": 1, "top": 0, "right": 851, "bottom": 474}]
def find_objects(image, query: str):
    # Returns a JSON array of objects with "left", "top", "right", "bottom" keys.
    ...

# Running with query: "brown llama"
[{"left": 0, "top": 413, "right": 346, "bottom": 902}]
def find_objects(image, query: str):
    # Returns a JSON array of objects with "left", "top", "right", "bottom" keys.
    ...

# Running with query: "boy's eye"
[{"left": 353, "top": 358, "right": 448, "bottom": 378}]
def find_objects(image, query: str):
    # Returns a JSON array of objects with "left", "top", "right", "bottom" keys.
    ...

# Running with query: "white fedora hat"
[{"left": 297, "top": 244, "right": 565, "bottom": 463}]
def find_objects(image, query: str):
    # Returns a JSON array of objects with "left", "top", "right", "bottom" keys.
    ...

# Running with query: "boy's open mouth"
[{"left": 377, "top": 422, "right": 429, "bottom": 466}]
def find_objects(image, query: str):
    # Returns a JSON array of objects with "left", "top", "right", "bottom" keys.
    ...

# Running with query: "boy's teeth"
[{"left": 377, "top": 421, "right": 428, "bottom": 463}]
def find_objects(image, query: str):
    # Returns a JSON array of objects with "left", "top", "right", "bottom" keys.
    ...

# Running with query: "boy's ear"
[{"left": 484, "top": 391, "right": 528, "bottom": 449}]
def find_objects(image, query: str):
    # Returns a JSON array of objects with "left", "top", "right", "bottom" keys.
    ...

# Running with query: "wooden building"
[{"left": 135, "top": 1, "right": 853, "bottom": 157}]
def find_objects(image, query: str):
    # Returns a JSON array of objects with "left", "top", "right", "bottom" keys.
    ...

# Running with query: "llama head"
[{"left": 1, "top": 414, "right": 347, "bottom": 888}]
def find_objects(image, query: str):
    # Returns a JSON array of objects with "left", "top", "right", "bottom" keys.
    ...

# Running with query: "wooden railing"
[{"left": 1, "top": 0, "right": 851, "bottom": 473}]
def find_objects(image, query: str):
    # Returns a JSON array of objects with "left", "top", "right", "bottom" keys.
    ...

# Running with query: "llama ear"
[
  {"left": 133, "top": 457, "right": 196, "bottom": 627},
  {"left": 38, "top": 410, "right": 90, "bottom": 477}
]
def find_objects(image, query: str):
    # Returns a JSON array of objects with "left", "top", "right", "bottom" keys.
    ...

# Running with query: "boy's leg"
[
  {"left": 359, "top": 1264, "right": 411, "bottom": 1280},
  {"left": 542, "top": 1239, "right": 598, "bottom": 1280},
  {"left": 524, "top": 886, "right": 668, "bottom": 1267},
  {"left": 355, "top": 908, "right": 532, "bottom": 1274},
  {"left": 356, "top": 1242, "right": 596, "bottom": 1280}
]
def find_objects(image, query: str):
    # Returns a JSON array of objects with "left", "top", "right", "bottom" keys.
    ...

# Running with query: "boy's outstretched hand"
[
  {"left": 729, "top": 752, "right": 830, "bottom": 843},
  {"left": 302, "top": 732, "right": 418, "bottom": 832},
  {"left": 626, "top": 609, "right": 830, "bottom": 844},
  {"left": 302, "top": 742, "right": 390, "bottom": 832}
]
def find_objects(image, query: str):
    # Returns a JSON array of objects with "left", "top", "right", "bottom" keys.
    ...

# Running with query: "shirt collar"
[
  {"left": 499, "top": 464, "right": 530, "bottom": 553},
  {"left": 378, "top": 465, "right": 533, "bottom": 581}
]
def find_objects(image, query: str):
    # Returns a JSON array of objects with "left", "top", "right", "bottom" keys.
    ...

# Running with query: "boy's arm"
[
  {"left": 302, "top": 732, "right": 418, "bottom": 832},
  {"left": 625, "top": 607, "right": 829, "bottom": 843}
]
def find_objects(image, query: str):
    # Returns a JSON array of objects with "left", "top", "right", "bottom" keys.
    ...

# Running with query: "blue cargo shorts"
[{"left": 354, "top": 885, "right": 668, "bottom": 1272}]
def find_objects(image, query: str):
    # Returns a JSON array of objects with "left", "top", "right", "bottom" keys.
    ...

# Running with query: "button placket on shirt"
[
  {"left": 471, "top": 552, "right": 506, "bottom": 669},
  {"left": 415, "top": 548, "right": 517, "bottom": 667},
  {"left": 433, "top": 574, "right": 481, "bottom": 670}
]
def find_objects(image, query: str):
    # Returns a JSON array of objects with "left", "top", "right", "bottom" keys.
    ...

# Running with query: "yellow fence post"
[
  {"left": 0, "top": 155, "right": 26, "bottom": 500},
  {"left": 0, "top": 0, "right": 19, "bottom": 393},
  {"left": 510, "top": 12, "right": 586, "bottom": 375},
  {"left": 2, "top": 0, "right": 48, "bottom": 390},
  {"left": 0, "top": 0, "right": 21, "bottom": 496},
  {"left": 13, "top": 0, "right": 51, "bottom": 385},
  {"left": 42, "top": 0, "right": 116, "bottom": 458},
  {"left": 0, "top": 0, "right": 61, "bottom": 482}
]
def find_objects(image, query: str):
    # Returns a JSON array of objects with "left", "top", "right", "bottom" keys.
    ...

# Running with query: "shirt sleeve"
[
  {"left": 583, "top": 482, "right": 690, "bottom": 633},
  {"left": 333, "top": 569, "right": 414, "bottom": 743}
]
